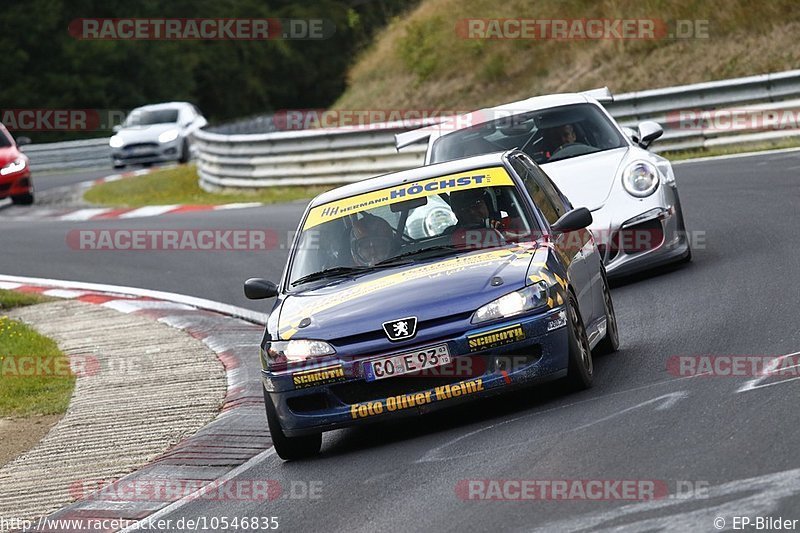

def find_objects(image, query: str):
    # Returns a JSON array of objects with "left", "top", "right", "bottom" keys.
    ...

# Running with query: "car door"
[{"left": 510, "top": 155, "right": 595, "bottom": 322}]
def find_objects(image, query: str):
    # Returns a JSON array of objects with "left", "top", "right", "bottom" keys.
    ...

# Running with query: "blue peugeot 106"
[{"left": 244, "top": 150, "right": 619, "bottom": 460}]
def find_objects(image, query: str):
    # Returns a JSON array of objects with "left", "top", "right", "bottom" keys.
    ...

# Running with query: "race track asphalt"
[{"left": 2, "top": 150, "right": 799, "bottom": 531}]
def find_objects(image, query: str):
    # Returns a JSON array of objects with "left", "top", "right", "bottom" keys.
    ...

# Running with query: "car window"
[
  {"left": 288, "top": 167, "right": 537, "bottom": 287},
  {"left": 123, "top": 108, "right": 180, "bottom": 126},
  {"left": 511, "top": 157, "right": 565, "bottom": 226},
  {"left": 0, "top": 128, "right": 12, "bottom": 148},
  {"left": 431, "top": 103, "right": 626, "bottom": 165}
]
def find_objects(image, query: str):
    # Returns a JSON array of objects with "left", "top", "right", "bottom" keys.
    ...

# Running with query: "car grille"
[
  {"left": 123, "top": 142, "right": 159, "bottom": 150},
  {"left": 610, "top": 219, "right": 665, "bottom": 257},
  {"left": 333, "top": 311, "right": 474, "bottom": 348}
]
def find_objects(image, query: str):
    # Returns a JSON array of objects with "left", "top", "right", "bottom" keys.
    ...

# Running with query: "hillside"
[{"left": 334, "top": 0, "right": 800, "bottom": 112}]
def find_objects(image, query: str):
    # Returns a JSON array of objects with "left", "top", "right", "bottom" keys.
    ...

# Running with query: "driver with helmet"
[{"left": 349, "top": 213, "right": 396, "bottom": 266}]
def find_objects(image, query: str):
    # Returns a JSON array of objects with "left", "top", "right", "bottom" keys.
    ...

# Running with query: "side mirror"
[
  {"left": 637, "top": 121, "right": 663, "bottom": 148},
  {"left": 244, "top": 278, "right": 278, "bottom": 300},
  {"left": 15, "top": 136, "right": 31, "bottom": 147},
  {"left": 112, "top": 124, "right": 123, "bottom": 133},
  {"left": 550, "top": 207, "right": 593, "bottom": 233}
]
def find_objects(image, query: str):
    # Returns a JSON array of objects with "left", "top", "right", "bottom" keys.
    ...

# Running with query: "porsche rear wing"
[
  {"left": 395, "top": 127, "right": 437, "bottom": 149},
  {"left": 581, "top": 87, "right": 614, "bottom": 104}
]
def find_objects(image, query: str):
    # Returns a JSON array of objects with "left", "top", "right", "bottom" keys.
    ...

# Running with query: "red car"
[{"left": 0, "top": 123, "right": 33, "bottom": 205}]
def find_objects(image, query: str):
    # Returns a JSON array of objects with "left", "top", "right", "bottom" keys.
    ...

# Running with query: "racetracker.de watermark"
[
  {"left": 669, "top": 108, "right": 800, "bottom": 132},
  {"left": 68, "top": 18, "right": 334, "bottom": 40},
  {"left": 273, "top": 109, "right": 474, "bottom": 131},
  {"left": 68, "top": 479, "right": 322, "bottom": 501},
  {"left": 67, "top": 229, "right": 280, "bottom": 251},
  {"left": 0, "top": 354, "right": 99, "bottom": 377},
  {"left": 667, "top": 355, "right": 800, "bottom": 377},
  {"left": 455, "top": 479, "right": 709, "bottom": 501},
  {"left": 456, "top": 18, "right": 709, "bottom": 40},
  {"left": 1, "top": 109, "right": 125, "bottom": 132}
]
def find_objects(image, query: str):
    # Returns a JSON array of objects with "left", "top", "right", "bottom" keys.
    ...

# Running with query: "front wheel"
[
  {"left": 564, "top": 292, "right": 593, "bottom": 390},
  {"left": 178, "top": 139, "right": 190, "bottom": 164},
  {"left": 595, "top": 279, "right": 619, "bottom": 355},
  {"left": 263, "top": 387, "right": 321, "bottom": 461},
  {"left": 11, "top": 192, "right": 34, "bottom": 205}
]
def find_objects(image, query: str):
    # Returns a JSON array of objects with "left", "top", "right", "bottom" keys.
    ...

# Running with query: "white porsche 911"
[{"left": 396, "top": 90, "right": 692, "bottom": 278}]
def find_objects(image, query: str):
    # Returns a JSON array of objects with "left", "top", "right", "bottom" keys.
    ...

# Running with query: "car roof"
[
  {"left": 131, "top": 102, "right": 193, "bottom": 112},
  {"left": 309, "top": 151, "right": 513, "bottom": 207},
  {"left": 396, "top": 92, "right": 594, "bottom": 148}
]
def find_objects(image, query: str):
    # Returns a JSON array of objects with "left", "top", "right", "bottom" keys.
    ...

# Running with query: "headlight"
[
  {"left": 158, "top": 129, "right": 180, "bottom": 143},
  {"left": 472, "top": 281, "right": 549, "bottom": 324},
  {"left": 109, "top": 135, "right": 124, "bottom": 148},
  {"left": 621, "top": 161, "right": 659, "bottom": 198},
  {"left": 266, "top": 339, "right": 336, "bottom": 365},
  {"left": 0, "top": 158, "right": 26, "bottom": 176},
  {"left": 424, "top": 207, "right": 457, "bottom": 236}
]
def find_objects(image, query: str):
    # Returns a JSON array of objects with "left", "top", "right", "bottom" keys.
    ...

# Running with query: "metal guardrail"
[
  {"left": 23, "top": 70, "right": 800, "bottom": 181},
  {"left": 20, "top": 137, "right": 111, "bottom": 172},
  {"left": 195, "top": 69, "right": 800, "bottom": 190}
]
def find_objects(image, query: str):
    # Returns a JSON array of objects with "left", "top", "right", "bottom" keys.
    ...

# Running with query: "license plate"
[
  {"left": 128, "top": 146, "right": 150, "bottom": 155},
  {"left": 364, "top": 344, "right": 451, "bottom": 382}
]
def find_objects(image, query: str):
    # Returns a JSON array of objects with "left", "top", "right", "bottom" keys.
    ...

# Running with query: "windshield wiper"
[
  {"left": 374, "top": 245, "right": 462, "bottom": 266},
  {"left": 291, "top": 266, "right": 374, "bottom": 286}
]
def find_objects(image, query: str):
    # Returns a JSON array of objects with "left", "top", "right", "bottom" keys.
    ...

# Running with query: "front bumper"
[
  {"left": 0, "top": 171, "right": 32, "bottom": 199},
  {"left": 263, "top": 308, "right": 569, "bottom": 436},
  {"left": 592, "top": 185, "right": 690, "bottom": 278},
  {"left": 112, "top": 139, "right": 182, "bottom": 166}
]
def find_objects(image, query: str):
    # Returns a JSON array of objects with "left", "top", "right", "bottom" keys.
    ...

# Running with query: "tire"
[
  {"left": 178, "top": 139, "right": 190, "bottom": 164},
  {"left": 113, "top": 163, "right": 126, "bottom": 169},
  {"left": 674, "top": 191, "right": 692, "bottom": 264},
  {"left": 595, "top": 278, "right": 620, "bottom": 355},
  {"left": 564, "top": 291, "right": 593, "bottom": 390},
  {"left": 263, "top": 387, "right": 321, "bottom": 461},
  {"left": 11, "top": 192, "right": 34, "bottom": 205}
]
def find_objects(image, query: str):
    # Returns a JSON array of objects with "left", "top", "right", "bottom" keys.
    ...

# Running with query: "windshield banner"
[{"left": 302, "top": 166, "right": 514, "bottom": 230}]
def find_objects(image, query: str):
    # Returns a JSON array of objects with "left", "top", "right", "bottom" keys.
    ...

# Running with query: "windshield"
[
  {"left": 288, "top": 166, "right": 539, "bottom": 287},
  {"left": 0, "top": 129, "right": 12, "bottom": 147},
  {"left": 123, "top": 108, "right": 180, "bottom": 126},
  {"left": 431, "top": 103, "right": 626, "bottom": 165}
]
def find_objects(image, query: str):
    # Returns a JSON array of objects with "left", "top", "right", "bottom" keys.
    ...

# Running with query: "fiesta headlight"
[
  {"left": 472, "top": 281, "right": 549, "bottom": 324},
  {"left": 0, "top": 158, "right": 26, "bottom": 176},
  {"left": 109, "top": 135, "right": 124, "bottom": 148},
  {"left": 158, "top": 129, "right": 180, "bottom": 143},
  {"left": 266, "top": 339, "right": 335, "bottom": 365},
  {"left": 424, "top": 207, "right": 457, "bottom": 236},
  {"left": 622, "top": 161, "right": 659, "bottom": 198}
]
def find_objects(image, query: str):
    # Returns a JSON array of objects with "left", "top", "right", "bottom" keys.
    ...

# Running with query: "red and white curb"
[
  {"left": 2, "top": 165, "right": 263, "bottom": 221},
  {"left": 28, "top": 201, "right": 264, "bottom": 222},
  {"left": 0, "top": 275, "right": 273, "bottom": 533}
]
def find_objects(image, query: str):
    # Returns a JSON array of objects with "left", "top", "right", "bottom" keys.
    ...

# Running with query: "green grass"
[
  {"left": 0, "top": 290, "right": 74, "bottom": 417},
  {"left": 84, "top": 164, "right": 334, "bottom": 208},
  {"left": 661, "top": 137, "right": 800, "bottom": 161},
  {"left": 0, "top": 290, "right": 52, "bottom": 311},
  {"left": 335, "top": 0, "right": 800, "bottom": 112}
]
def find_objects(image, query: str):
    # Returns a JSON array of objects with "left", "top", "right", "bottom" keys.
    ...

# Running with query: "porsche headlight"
[
  {"left": 0, "top": 158, "right": 26, "bottom": 176},
  {"left": 424, "top": 207, "right": 457, "bottom": 236},
  {"left": 158, "top": 129, "right": 180, "bottom": 143},
  {"left": 622, "top": 161, "right": 659, "bottom": 198},
  {"left": 472, "top": 281, "right": 549, "bottom": 324},
  {"left": 109, "top": 135, "right": 124, "bottom": 148},
  {"left": 266, "top": 339, "right": 335, "bottom": 365}
]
